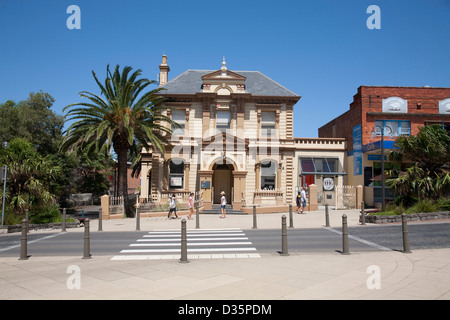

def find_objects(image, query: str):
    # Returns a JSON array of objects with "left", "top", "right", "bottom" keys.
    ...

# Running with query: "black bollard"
[
  {"left": 401, "top": 213, "right": 412, "bottom": 254},
  {"left": 342, "top": 214, "right": 350, "bottom": 255},
  {"left": 252, "top": 205, "right": 257, "bottom": 229},
  {"left": 281, "top": 215, "right": 289, "bottom": 256},
  {"left": 179, "top": 219, "right": 189, "bottom": 263},
  {"left": 325, "top": 203, "right": 330, "bottom": 227},
  {"left": 19, "top": 219, "right": 29, "bottom": 260},
  {"left": 289, "top": 204, "right": 294, "bottom": 228},
  {"left": 62, "top": 208, "right": 67, "bottom": 232},
  {"left": 361, "top": 202, "right": 366, "bottom": 225},
  {"left": 82, "top": 218, "right": 91, "bottom": 259},
  {"left": 135, "top": 206, "right": 140, "bottom": 231},
  {"left": 25, "top": 209, "right": 29, "bottom": 233},
  {"left": 98, "top": 208, "right": 103, "bottom": 231},
  {"left": 196, "top": 205, "right": 200, "bottom": 229}
]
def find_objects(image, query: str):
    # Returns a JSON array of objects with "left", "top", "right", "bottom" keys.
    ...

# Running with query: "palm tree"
[{"left": 62, "top": 65, "right": 175, "bottom": 217}]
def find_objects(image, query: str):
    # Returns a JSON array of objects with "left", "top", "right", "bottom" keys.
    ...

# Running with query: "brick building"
[{"left": 319, "top": 85, "right": 450, "bottom": 206}]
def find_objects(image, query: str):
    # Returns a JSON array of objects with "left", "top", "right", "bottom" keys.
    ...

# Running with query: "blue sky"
[{"left": 1, "top": 0, "right": 449, "bottom": 138}]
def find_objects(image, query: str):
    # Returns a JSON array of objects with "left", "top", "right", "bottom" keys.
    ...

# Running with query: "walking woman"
[{"left": 188, "top": 192, "right": 194, "bottom": 220}]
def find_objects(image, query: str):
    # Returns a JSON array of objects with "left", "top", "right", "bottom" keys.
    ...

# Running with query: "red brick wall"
[{"left": 319, "top": 86, "right": 450, "bottom": 149}]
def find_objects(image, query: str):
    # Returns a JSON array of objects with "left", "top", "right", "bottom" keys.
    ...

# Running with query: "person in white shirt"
[
  {"left": 300, "top": 188, "right": 307, "bottom": 214},
  {"left": 220, "top": 191, "right": 227, "bottom": 219},
  {"left": 167, "top": 194, "right": 179, "bottom": 219}
]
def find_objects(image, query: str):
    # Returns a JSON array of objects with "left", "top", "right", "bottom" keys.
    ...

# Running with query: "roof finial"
[{"left": 221, "top": 57, "right": 227, "bottom": 75}]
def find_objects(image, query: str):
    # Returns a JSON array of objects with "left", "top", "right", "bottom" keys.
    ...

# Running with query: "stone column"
[
  {"left": 255, "top": 163, "right": 261, "bottom": 190},
  {"left": 199, "top": 170, "right": 213, "bottom": 210},
  {"left": 232, "top": 171, "right": 247, "bottom": 210},
  {"left": 308, "top": 184, "right": 318, "bottom": 211},
  {"left": 100, "top": 195, "right": 110, "bottom": 220},
  {"left": 356, "top": 185, "right": 363, "bottom": 209},
  {"left": 184, "top": 163, "right": 190, "bottom": 191}
]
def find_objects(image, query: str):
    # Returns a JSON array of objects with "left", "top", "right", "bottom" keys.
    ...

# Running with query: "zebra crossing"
[{"left": 110, "top": 228, "right": 260, "bottom": 260}]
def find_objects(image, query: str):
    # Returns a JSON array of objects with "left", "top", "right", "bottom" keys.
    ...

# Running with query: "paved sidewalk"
[{"left": 1, "top": 209, "right": 449, "bottom": 300}]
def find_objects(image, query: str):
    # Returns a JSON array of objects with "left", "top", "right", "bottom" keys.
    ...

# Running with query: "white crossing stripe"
[
  {"left": 110, "top": 228, "right": 260, "bottom": 260},
  {"left": 129, "top": 242, "right": 253, "bottom": 247},
  {"left": 137, "top": 237, "right": 249, "bottom": 242}
]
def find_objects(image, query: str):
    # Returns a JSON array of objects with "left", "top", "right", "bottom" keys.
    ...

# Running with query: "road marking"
[
  {"left": 111, "top": 228, "right": 260, "bottom": 260},
  {"left": 323, "top": 227, "right": 391, "bottom": 251},
  {"left": 0, "top": 232, "right": 65, "bottom": 253},
  {"left": 111, "top": 253, "right": 261, "bottom": 260},
  {"left": 137, "top": 237, "right": 249, "bottom": 242},
  {"left": 121, "top": 247, "right": 258, "bottom": 253},
  {"left": 143, "top": 233, "right": 245, "bottom": 238},
  {"left": 129, "top": 242, "right": 253, "bottom": 247}
]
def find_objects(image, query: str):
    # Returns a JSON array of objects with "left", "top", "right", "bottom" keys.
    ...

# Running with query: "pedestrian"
[
  {"left": 296, "top": 191, "right": 301, "bottom": 214},
  {"left": 300, "top": 187, "right": 307, "bottom": 214},
  {"left": 220, "top": 191, "right": 227, "bottom": 218},
  {"left": 188, "top": 192, "right": 194, "bottom": 220},
  {"left": 168, "top": 194, "right": 179, "bottom": 219}
]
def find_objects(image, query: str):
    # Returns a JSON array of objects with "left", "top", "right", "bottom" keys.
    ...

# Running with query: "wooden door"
[{"left": 213, "top": 166, "right": 231, "bottom": 204}]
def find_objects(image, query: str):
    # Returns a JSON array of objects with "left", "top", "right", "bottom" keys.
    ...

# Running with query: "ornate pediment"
[
  {"left": 201, "top": 131, "right": 248, "bottom": 149},
  {"left": 201, "top": 69, "right": 247, "bottom": 82},
  {"left": 201, "top": 58, "right": 247, "bottom": 95}
]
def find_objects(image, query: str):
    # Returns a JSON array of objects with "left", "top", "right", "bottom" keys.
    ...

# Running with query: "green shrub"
[
  {"left": 393, "top": 195, "right": 418, "bottom": 208},
  {"left": 30, "top": 205, "right": 62, "bottom": 224},
  {"left": 2, "top": 206, "right": 24, "bottom": 225},
  {"left": 437, "top": 198, "right": 450, "bottom": 211},
  {"left": 405, "top": 199, "right": 439, "bottom": 214}
]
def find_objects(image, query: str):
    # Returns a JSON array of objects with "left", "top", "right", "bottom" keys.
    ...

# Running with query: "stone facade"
[{"left": 139, "top": 56, "right": 347, "bottom": 211}]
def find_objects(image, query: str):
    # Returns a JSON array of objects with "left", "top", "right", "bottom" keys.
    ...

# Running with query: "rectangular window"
[
  {"left": 261, "top": 111, "right": 276, "bottom": 137},
  {"left": 171, "top": 109, "right": 186, "bottom": 135},
  {"left": 299, "top": 157, "right": 345, "bottom": 175},
  {"left": 374, "top": 120, "right": 410, "bottom": 137},
  {"left": 216, "top": 111, "right": 230, "bottom": 132},
  {"left": 260, "top": 160, "right": 276, "bottom": 189},
  {"left": 169, "top": 160, "right": 184, "bottom": 189}
]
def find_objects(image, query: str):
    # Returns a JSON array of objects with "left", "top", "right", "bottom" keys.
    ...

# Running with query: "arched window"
[
  {"left": 169, "top": 159, "right": 184, "bottom": 189},
  {"left": 260, "top": 160, "right": 277, "bottom": 190}
]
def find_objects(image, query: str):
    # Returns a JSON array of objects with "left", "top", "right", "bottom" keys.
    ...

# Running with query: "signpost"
[{"left": 1, "top": 165, "right": 7, "bottom": 226}]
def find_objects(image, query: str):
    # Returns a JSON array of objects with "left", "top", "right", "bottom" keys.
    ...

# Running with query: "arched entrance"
[{"left": 212, "top": 163, "right": 233, "bottom": 204}]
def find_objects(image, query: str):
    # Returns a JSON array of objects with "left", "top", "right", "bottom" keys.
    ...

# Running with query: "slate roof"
[{"left": 161, "top": 69, "right": 299, "bottom": 97}]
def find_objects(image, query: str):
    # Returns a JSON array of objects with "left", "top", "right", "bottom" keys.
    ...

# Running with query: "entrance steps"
[{"left": 202, "top": 204, "right": 247, "bottom": 215}]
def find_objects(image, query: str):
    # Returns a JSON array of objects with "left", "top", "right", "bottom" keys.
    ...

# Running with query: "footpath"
[{"left": 0, "top": 208, "right": 449, "bottom": 300}]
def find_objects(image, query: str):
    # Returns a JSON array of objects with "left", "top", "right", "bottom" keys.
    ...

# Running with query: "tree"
[
  {"left": 0, "top": 91, "right": 64, "bottom": 155},
  {"left": 387, "top": 125, "right": 450, "bottom": 200},
  {"left": 61, "top": 65, "right": 175, "bottom": 216},
  {"left": 0, "top": 138, "right": 60, "bottom": 216}
]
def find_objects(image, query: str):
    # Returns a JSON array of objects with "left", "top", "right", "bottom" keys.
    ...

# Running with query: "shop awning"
[{"left": 299, "top": 157, "right": 346, "bottom": 175}]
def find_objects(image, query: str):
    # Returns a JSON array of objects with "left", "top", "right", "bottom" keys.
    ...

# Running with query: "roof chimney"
[{"left": 159, "top": 54, "right": 170, "bottom": 86}]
